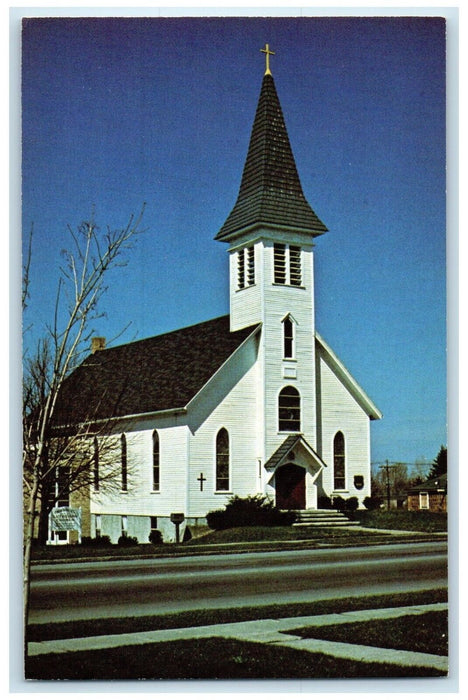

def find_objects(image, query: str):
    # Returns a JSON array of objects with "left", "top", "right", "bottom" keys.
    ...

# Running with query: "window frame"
[
  {"left": 274, "top": 243, "right": 287, "bottom": 284},
  {"left": 56, "top": 466, "right": 70, "bottom": 508},
  {"left": 278, "top": 386, "right": 301, "bottom": 432},
  {"left": 273, "top": 244, "right": 302, "bottom": 286},
  {"left": 282, "top": 315, "right": 296, "bottom": 359},
  {"left": 93, "top": 436, "right": 99, "bottom": 492},
  {"left": 289, "top": 245, "right": 302, "bottom": 286},
  {"left": 215, "top": 427, "right": 230, "bottom": 492},
  {"left": 333, "top": 431, "right": 346, "bottom": 491},
  {"left": 237, "top": 249, "right": 245, "bottom": 289},
  {"left": 419, "top": 492, "right": 429, "bottom": 510},
  {"left": 121, "top": 434, "right": 128, "bottom": 492},
  {"left": 237, "top": 246, "right": 255, "bottom": 290},
  {"left": 247, "top": 245, "right": 255, "bottom": 286},
  {"left": 95, "top": 514, "right": 101, "bottom": 538},
  {"left": 152, "top": 430, "right": 160, "bottom": 492}
]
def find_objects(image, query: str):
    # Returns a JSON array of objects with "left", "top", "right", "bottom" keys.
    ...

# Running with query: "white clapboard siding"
[
  {"left": 186, "top": 336, "right": 261, "bottom": 517},
  {"left": 316, "top": 348, "right": 372, "bottom": 501},
  {"left": 230, "top": 239, "right": 264, "bottom": 332},
  {"left": 261, "top": 240, "right": 317, "bottom": 460},
  {"left": 91, "top": 425, "right": 189, "bottom": 518}
]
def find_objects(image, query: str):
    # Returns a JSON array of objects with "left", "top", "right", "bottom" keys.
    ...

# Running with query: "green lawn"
[
  {"left": 30, "top": 513, "right": 446, "bottom": 563},
  {"left": 27, "top": 589, "right": 447, "bottom": 642},
  {"left": 352, "top": 510, "right": 447, "bottom": 532},
  {"left": 25, "top": 636, "right": 444, "bottom": 680},
  {"left": 288, "top": 610, "right": 448, "bottom": 657}
]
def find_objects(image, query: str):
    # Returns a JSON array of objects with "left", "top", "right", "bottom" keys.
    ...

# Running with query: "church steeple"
[{"left": 215, "top": 51, "right": 327, "bottom": 242}]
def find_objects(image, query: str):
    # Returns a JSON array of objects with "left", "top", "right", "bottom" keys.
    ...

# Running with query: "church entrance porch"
[
  {"left": 265, "top": 435, "right": 328, "bottom": 511},
  {"left": 275, "top": 463, "right": 306, "bottom": 510}
]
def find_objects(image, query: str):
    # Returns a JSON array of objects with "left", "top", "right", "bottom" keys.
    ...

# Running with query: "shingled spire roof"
[{"left": 215, "top": 71, "right": 328, "bottom": 241}]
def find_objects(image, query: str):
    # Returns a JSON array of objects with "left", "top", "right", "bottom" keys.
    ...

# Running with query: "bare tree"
[
  {"left": 22, "top": 207, "right": 145, "bottom": 637},
  {"left": 411, "top": 456, "right": 431, "bottom": 485},
  {"left": 375, "top": 462, "right": 410, "bottom": 509}
]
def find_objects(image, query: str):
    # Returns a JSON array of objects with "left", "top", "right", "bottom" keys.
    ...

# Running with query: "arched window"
[
  {"left": 121, "top": 434, "right": 127, "bottom": 492},
  {"left": 93, "top": 437, "right": 99, "bottom": 491},
  {"left": 278, "top": 386, "right": 301, "bottom": 432},
  {"left": 282, "top": 315, "right": 295, "bottom": 359},
  {"left": 152, "top": 430, "right": 160, "bottom": 491},
  {"left": 216, "top": 428, "right": 230, "bottom": 492},
  {"left": 333, "top": 431, "right": 346, "bottom": 490}
]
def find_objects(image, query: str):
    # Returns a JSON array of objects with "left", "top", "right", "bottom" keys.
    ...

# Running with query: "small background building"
[{"left": 407, "top": 473, "right": 447, "bottom": 512}]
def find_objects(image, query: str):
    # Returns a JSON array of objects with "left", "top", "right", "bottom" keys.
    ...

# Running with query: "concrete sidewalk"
[{"left": 28, "top": 602, "right": 448, "bottom": 672}]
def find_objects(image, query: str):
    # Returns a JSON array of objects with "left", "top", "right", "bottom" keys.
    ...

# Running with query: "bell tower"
[
  {"left": 215, "top": 46, "right": 328, "bottom": 460},
  {"left": 215, "top": 46, "right": 327, "bottom": 331}
]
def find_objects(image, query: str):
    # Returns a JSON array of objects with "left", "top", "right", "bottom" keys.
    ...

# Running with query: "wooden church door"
[{"left": 275, "top": 464, "right": 306, "bottom": 510}]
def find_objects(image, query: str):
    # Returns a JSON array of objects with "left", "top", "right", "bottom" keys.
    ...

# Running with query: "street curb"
[{"left": 30, "top": 532, "right": 447, "bottom": 567}]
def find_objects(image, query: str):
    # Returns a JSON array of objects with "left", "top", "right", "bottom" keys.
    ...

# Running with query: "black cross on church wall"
[{"left": 197, "top": 472, "right": 206, "bottom": 491}]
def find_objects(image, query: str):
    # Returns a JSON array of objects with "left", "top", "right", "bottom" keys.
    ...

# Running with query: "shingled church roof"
[
  {"left": 53, "top": 316, "right": 259, "bottom": 425},
  {"left": 215, "top": 73, "right": 328, "bottom": 241}
]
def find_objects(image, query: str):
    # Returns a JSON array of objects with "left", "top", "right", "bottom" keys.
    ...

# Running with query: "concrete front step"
[
  {"left": 292, "top": 509, "right": 359, "bottom": 528},
  {"left": 293, "top": 522, "right": 361, "bottom": 528}
]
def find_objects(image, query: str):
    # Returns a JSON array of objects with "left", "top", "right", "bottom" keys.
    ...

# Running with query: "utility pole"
[{"left": 379, "top": 460, "right": 392, "bottom": 510}]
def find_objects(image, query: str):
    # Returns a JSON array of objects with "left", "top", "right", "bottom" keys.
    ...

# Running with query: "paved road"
[{"left": 29, "top": 541, "right": 447, "bottom": 624}]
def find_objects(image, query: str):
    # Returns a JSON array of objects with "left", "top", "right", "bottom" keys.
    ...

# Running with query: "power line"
[{"left": 371, "top": 461, "right": 432, "bottom": 467}]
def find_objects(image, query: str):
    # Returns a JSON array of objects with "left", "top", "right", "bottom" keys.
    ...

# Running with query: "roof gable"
[
  {"left": 54, "top": 316, "right": 259, "bottom": 424},
  {"left": 265, "top": 435, "right": 327, "bottom": 472}
]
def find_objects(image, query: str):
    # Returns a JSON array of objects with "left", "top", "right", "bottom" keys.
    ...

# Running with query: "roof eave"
[
  {"left": 184, "top": 323, "right": 262, "bottom": 412},
  {"left": 216, "top": 220, "right": 327, "bottom": 243},
  {"left": 53, "top": 406, "right": 188, "bottom": 431}
]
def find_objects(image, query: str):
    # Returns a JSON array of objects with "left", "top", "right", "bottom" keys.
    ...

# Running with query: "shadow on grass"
[
  {"left": 25, "top": 637, "right": 445, "bottom": 681},
  {"left": 27, "top": 589, "right": 448, "bottom": 643},
  {"left": 287, "top": 610, "right": 448, "bottom": 657}
]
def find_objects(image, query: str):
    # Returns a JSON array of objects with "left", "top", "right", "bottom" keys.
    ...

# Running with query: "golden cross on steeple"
[{"left": 260, "top": 43, "right": 275, "bottom": 75}]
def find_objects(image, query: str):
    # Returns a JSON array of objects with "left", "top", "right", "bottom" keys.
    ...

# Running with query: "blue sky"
[{"left": 21, "top": 15, "right": 447, "bottom": 470}]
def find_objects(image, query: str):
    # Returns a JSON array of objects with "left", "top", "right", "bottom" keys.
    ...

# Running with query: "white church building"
[{"left": 56, "top": 49, "right": 382, "bottom": 543}]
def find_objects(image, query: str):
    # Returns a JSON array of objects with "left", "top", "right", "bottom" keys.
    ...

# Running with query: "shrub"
[
  {"left": 148, "top": 530, "right": 163, "bottom": 545},
  {"left": 117, "top": 534, "right": 138, "bottom": 546},
  {"left": 363, "top": 496, "right": 383, "bottom": 511},
  {"left": 344, "top": 497, "right": 359, "bottom": 512},
  {"left": 317, "top": 495, "right": 332, "bottom": 509},
  {"left": 80, "top": 535, "right": 112, "bottom": 547},
  {"left": 206, "top": 509, "right": 226, "bottom": 530},
  {"left": 332, "top": 496, "right": 346, "bottom": 512},
  {"left": 207, "top": 495, "right": 296, "bottom": 530}
]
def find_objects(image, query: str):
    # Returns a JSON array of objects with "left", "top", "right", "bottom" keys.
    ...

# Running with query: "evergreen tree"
[{"left": 428, "top": 445, "right": 447, "bottom": 479}]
